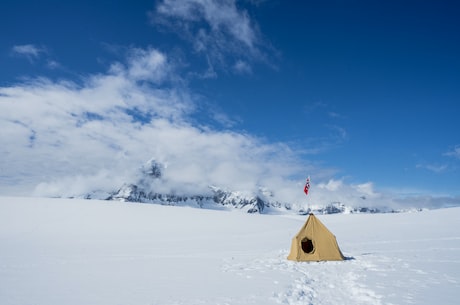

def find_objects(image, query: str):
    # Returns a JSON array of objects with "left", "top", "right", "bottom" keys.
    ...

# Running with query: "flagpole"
[{"left": 304, "top": 176, "right": 311, "bottom": 213}]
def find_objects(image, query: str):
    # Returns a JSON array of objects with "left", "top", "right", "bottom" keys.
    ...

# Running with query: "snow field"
[{"left": 0, "top": 197, "right": 459, "bottom": 305}]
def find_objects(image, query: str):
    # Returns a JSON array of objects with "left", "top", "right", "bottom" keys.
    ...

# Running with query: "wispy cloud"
[
  {"left": 444, "top": 145, "right": 460, "bottom": 159},
  {"left": 11, "top": 44, "right": 46, "bottom": 62},
  {"left": 415, "top": 145, "right": 460, "bottom": 174},
  {"left": 416, "top": 163, "right": 448, "bottom": 173},
  {"left": 326, "top": 124, "right": 348, "bottom": 143},
  {"left": 233, "top": 59, "right": 252, "bottom": 74},
  {"left": 328, "top": 111, "right": 345, "bottom": 119},
  {"left": 46, "top": 60, "right": 61, "bottom": 70},
  {"left": 150, "top": 0, "right": 269, "bottom": 74},
  {"left": 302, "top": 101, "right": 328, "bottom": 114},
  {"left": 11, "top": 44, "right": 64, "bottom": 71}
]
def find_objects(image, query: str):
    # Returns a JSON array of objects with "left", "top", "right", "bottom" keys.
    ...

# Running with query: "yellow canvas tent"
[{"left": 287, "top": 213, "right": 344, "bottom": 261}]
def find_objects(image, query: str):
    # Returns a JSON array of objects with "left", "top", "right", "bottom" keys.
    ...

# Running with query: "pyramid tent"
[{"left": 287, "top": 213, "right": 344, "bottom": 261}]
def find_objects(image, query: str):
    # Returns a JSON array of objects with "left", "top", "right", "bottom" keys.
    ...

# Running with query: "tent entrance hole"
[{"left": 301, "top": 238, "right": 314, "bottom": 253}]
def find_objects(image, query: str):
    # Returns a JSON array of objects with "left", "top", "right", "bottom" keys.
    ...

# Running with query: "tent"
[{"left": 287, "top": 213, "right": 344, "bottom": 261}]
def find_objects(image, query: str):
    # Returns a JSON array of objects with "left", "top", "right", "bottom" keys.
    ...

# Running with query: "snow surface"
[{"left": 1, "top": 196, "right": 459, "bottom": 305}]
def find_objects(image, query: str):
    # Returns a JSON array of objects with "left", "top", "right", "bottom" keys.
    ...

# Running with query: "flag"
[{"left": 303, "top": 177, "right": 310, "bottom": 196}]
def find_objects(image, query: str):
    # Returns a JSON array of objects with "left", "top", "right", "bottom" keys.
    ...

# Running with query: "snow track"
[
  {"left": 223, "top": 251, "right": 385, "bottom": 305},
  {"left": 275, "top": 258, "right": 384, "bottom": 305}
]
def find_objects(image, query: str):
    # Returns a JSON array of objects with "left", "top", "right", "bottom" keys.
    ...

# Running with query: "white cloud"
[
  {"left": 0, "top": 46, "right": 311, "bottom": 203},
  {"left": 126, "top": 47, "right": 170, "bottom": 83},
  {"left": 6, "top": 44, "right": 396, "bottom": 208},
  {"left": 2, "top": 44, "right": 456, "bottom": 209},
  {"left": 318, "top": 179, "right": 343, "bottom": 192}
]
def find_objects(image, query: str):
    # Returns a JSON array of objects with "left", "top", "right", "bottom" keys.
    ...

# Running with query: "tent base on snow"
[{"left": 287, "top": 213, "right": 344, "bottom": 262}]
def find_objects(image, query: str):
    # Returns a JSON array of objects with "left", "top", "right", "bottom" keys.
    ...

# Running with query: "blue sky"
[{"left": 1, "top": 0, "right": 459, "bottom": 205}]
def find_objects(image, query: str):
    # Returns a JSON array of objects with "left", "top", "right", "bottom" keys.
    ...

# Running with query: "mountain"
[
  {"left": 103, "top": 159, "right": 273, "bottom": 213},
  {"left": 82, "top": 158, "right": 282, "bottom": 213},
  {"left": 107, "top": 183, "right": 268, "bottom": 213},
  {"left": 83, "top": 159, "right": 406, "bottom": 214}
]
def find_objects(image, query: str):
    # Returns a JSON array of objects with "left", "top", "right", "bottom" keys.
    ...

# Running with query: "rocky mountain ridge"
[{"left": 82, "top": 159, "right": 408, "bottom": 214}]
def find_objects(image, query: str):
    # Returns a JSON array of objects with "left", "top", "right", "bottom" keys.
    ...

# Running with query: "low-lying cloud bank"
[{"left": 1, "top": 46, "right": 459, "bottom": 210}]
